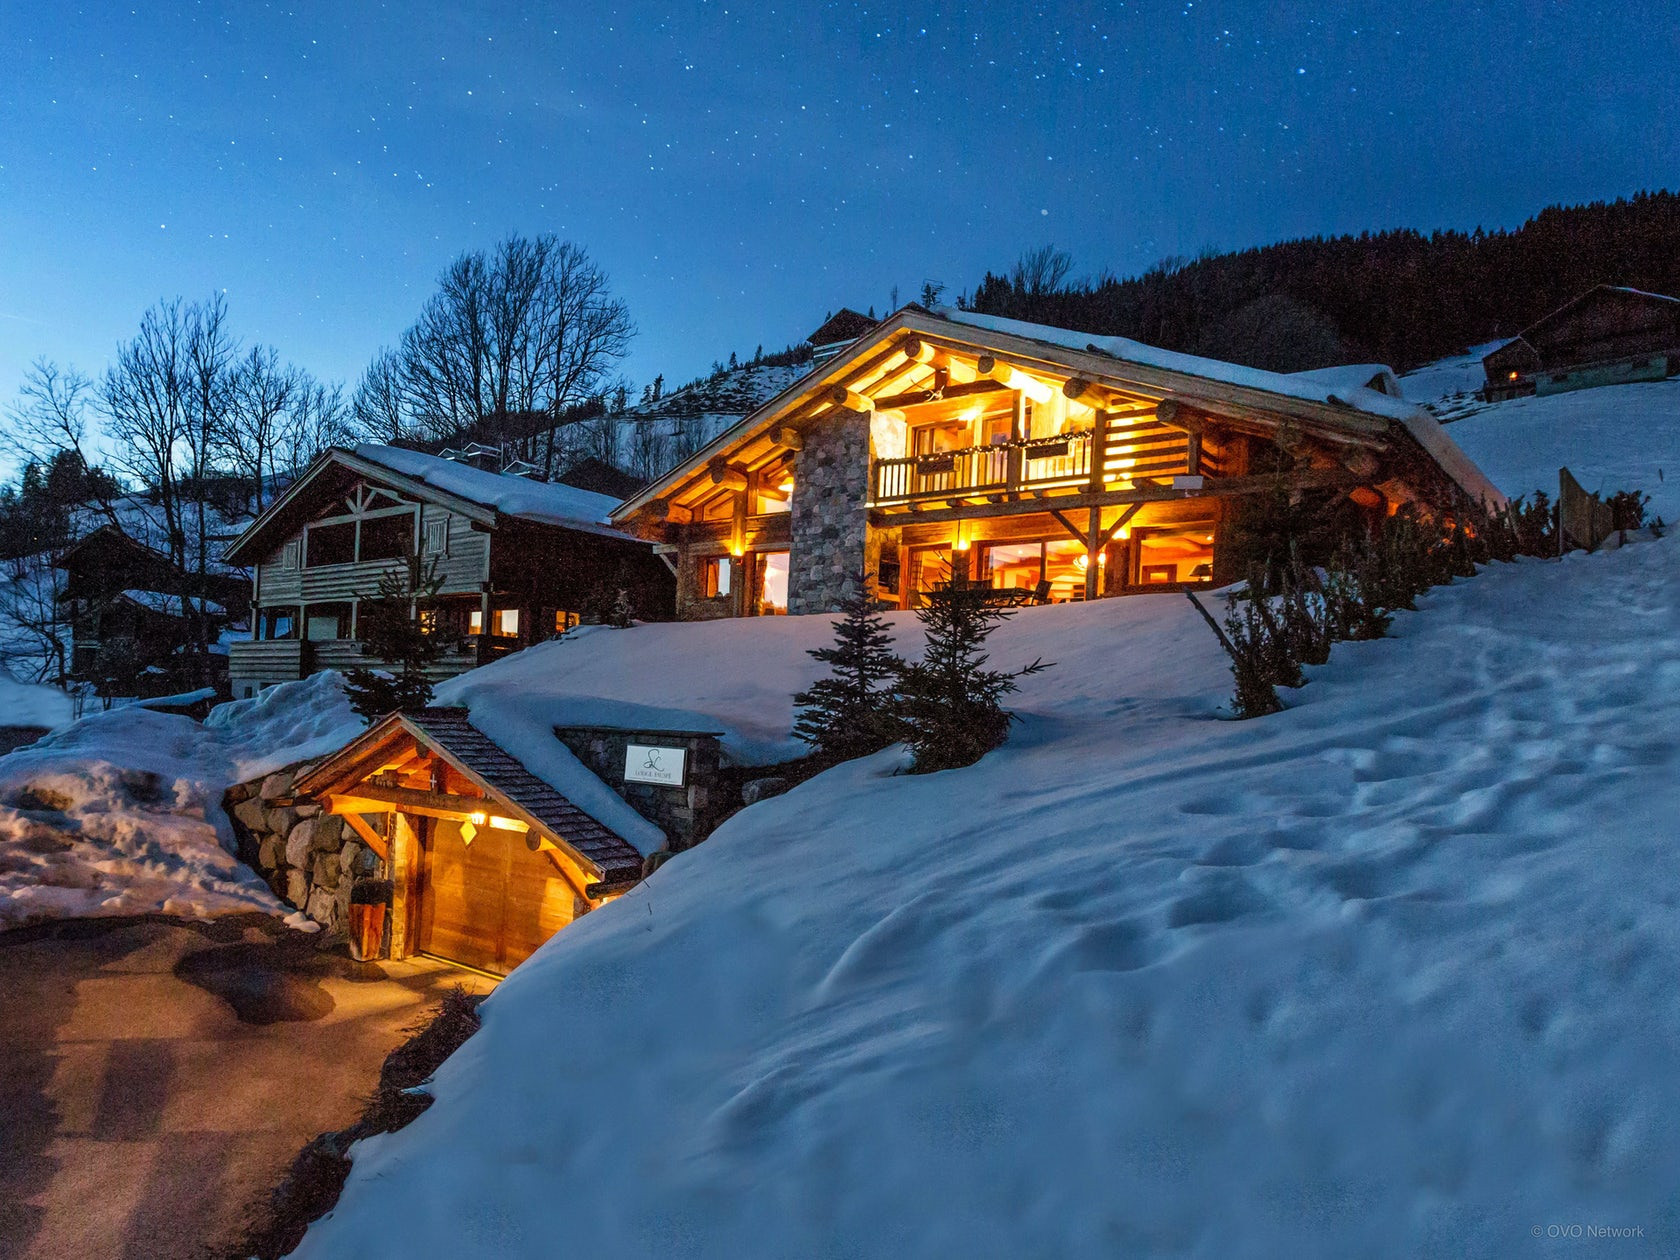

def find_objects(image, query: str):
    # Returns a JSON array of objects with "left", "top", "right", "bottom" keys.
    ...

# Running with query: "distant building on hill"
[
  {"left": 1483, "top": 285, "right": 1680, "bottom": 401},
  {"left": 806, "top": 308, "right": 880, "bottom": 366}
]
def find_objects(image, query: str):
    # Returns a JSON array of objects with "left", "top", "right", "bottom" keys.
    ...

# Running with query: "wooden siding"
[{"left": 254, "top": 502, "right": 489, "bottom": 606}]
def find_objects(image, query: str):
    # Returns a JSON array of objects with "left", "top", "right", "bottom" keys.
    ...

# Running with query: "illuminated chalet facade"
[{"left": 611, "top": 307, "right": 1504, "bottom": 619}]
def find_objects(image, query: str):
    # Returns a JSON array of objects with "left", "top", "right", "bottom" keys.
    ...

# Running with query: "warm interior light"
[
  {"left": 778, "top": 479, "right": 794, "bottom": 493},
  {"left": 469, "top": 811, "right": 487, "bottom": 826},
  {"left": 1508, "top": 371, "right": 1519, "bottom": 381},
  {"left": 1076, "top": 554, "right": 1089, "bottom": 570},
  {"left": 488, "top": 815, "right": 523, "bottom": 832},
  {"left": 730, "top": 544, "right": 745, "bottom": 558},
  {"left": 1117, "top": 526, "right": 1131, "bottom": 540},
  {"left": 954, "top": 538, "right": 971, "bottom": 552}
]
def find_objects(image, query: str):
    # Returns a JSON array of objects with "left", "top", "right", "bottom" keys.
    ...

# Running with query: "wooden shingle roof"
[{"left": 403, "top": 708, "right": 645, "bottom": 882}]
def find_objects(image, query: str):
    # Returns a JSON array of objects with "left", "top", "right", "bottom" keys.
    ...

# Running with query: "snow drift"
[{"left": 0, "top": 672, "right": 359, "bottom": 930}]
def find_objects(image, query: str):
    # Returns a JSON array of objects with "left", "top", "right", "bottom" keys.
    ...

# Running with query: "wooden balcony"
[
  {"left": 229, "top": 637, "right": 496, "bottom": 687},
  {"left": 871, "top": 415, "right": 1209, "bottom": 509}
]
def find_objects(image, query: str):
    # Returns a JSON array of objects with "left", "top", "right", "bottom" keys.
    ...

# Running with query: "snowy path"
[{"left": 296, "top": 535, "right": 1680, "bottom": 1258}]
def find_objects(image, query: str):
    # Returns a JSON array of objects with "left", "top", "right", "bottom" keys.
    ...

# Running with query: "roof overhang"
[{"left": 294, "top": 710, "right": 620, "bottom": 883}]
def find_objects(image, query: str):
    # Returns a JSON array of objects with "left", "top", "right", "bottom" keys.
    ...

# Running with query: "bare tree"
[
  {"left": 103, "top": 298, "right": 193, "bottom": 569},
  {"left": 222, "top": 349, "right": 349, "bottom": 513},
  {"left": 100, "top": 295, "right": 236, "bottom": 685},
  {"left": 359, "top": 234, "right": 634, "bottom": 470},
  {"left": 350, "top": 347, "right": 410, "bottom": 443},
  {"left": 222, "top": 344, "right": 296, "bottom": 515},
  {"left": 3, "top": 359, "right": 119, "bottom": 527},
  {"left": 277, "top": 375, "right": 350, "bottom": 476},
  {"left": 0, "top": 552, "right": 71, "bottom": 686},
  {"left": 1011, "top": 245, "right": 1074, "bottom": 297},
  {"left": 532, "top": 241, "right": 634, "bottom": 476}
]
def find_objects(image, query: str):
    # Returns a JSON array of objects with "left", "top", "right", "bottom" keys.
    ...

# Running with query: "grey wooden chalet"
[{"left": 222, "top": 444, "right": 672, "bottom": 698}]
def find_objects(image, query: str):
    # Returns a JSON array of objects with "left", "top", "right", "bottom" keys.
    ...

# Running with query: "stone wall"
[
  {"left": 553, "top": 727, "right": 733, "bottom": 851},
  {"left": 224, "top": 763, "right": 387, "bottom": 939},
  {"left": 788, "top": 410, "right": 872, "bottom": 614}
]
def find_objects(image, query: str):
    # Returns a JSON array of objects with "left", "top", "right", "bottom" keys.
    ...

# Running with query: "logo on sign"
[{"left": 625, "top": 743, "right": 687, "bottom": 787}]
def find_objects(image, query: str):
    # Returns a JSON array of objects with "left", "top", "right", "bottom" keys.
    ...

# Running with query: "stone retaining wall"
[
  {"left": 553, "top": 727, "right": 732, "bottom": 851},
  {"left": 224, "top": 763, "right": 387, "bottom": 938}
]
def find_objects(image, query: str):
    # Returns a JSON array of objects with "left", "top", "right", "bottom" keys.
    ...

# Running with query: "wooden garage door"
[{"left": 416, "top": 817, "right": 579, "bottom": 974}]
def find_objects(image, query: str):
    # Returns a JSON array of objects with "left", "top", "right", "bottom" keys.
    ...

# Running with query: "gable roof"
[
  {"left": 294, "top": 707, "right": 646, "bottom": 883},
  {"left": 612, "top": 305, "right": 1504, "bottom": 521},
  {"left": 224, "top": 445, "right": 640, "bottom": 565}
]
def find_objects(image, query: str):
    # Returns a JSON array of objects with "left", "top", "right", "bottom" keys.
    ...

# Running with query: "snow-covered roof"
[
  {"left": 1288, "top": 364, "right": 1403, "bottom": 398},
  {"left": 939, "top": 309, "right": 1427, "bottom": 423},
  {"left": 351, "top": 445, "right": 629, "bottom": 535},
  {"left": 935, "top": 310, "right": 1504, "bottom": 507}
]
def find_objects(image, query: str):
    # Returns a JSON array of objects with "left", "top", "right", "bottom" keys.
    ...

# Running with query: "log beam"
[{"left": 339, "top": 809, "right": 390, "bottom": 860}]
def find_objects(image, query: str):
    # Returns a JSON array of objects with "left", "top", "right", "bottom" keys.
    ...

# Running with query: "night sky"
[{"left": 3, "top": 2, "right": 1677, "bottom": 405}]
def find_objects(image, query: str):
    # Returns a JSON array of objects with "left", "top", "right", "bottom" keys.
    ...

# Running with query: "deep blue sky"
[{"left": 2, "top": 1, "right": 1677, "bottom": 410}]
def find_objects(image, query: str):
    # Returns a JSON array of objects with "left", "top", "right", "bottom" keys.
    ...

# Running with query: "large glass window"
[
  {"left": 359, "top": 512, "right": 415, "bottom": 561},
  {"left": 305, "top": 521, "right": 355, "bottom": 567},
  {"left": 1133, "top": 528, "right": 1215, "bottom": 586},
  {"left": 698, "top": 555, "right": 733, "bottom": 599},
  {"left": 260, "top": 607, "right": 298, "bottom": 640},
  {"left": 752, "top": 551, "right": 789, "bottom": 615},
  {"left": 755, "top": 461, "right": 794, "bottom": 515},
  {"left": 979, "top": 538, "right": 1097, "bottom": 602},
  {"left": 906, "top": 545, "right": 957, "bottom": 605}
]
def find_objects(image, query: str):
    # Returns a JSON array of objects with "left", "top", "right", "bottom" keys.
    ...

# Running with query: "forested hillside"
[{"left": 960, "top": 191, "right": 1680, "bottom": 373}]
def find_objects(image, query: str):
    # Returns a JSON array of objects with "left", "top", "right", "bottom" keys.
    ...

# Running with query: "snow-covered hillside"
[{"left": 293, "top": 370, "right": 1680, "bottom": 1257}]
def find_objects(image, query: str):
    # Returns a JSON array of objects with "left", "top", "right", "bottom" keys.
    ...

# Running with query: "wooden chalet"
[
  {"left": 1483, "top": 285, "right": 1680, "bottom": 400},
  {"left": 611, "top": 307, "right": 1504, "bottom": 619},
  {"left": 293, "top": 707, "right": 645, "bottom": 974},
  {"left": 57, "top": 524, "right": 249, "bottom": 697},
  {"left": 222, "top": 445, "right": 673, "bottom": 698}
]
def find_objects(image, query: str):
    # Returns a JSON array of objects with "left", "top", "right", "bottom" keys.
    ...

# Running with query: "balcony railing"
[{"left": 872, "top": 419, "right": 1200, "bottom": 506}]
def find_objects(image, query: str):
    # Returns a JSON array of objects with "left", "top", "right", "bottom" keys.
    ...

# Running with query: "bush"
[
  {"left": 793, "top": 581, "right": 905, "bottom": 763},
  {"left": 1194, "top": 488, "right": 1583, "bottom": 719},
  {"left": 897, "top": 580, "right": 1047, "bottom": 773}
]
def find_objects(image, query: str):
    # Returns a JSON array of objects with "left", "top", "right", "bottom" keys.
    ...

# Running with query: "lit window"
[
  {"left": 495, "top": 608, "right": 520, "bottom": 637},
  {"left": 752, "top": 551, "right": 789, "bottom": 615},
  {"left": 699, "top": 556, "right": 733, "bottom": 599},
  {"left": 418, "top": 608, "right": 437, "bottom": 635},
  {"left": 555, "top": 610, "right": 579, "bottom": 634},
  {"left": 468, "top": 609, "right": 483, "bottom": 635}
]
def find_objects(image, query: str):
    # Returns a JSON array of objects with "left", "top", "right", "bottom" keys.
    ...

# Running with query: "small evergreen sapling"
[
  {"left": 793, "top": 580, "right": 905, "bottom": 762},
  {"left": 343, "top": 552, "right": 448, "bottom": 721},
  {"left": 897, "top": 579, "right": 1047, "bottom": 774}
]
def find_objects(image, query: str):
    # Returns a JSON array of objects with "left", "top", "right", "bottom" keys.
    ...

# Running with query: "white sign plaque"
[{"left": 625, "top": 743, "right": 687, "bottom": 787}]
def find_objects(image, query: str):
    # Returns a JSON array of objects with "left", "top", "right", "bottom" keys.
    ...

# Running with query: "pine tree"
[
  {"left": 897, "top": 580, "right": 1047, "bottom": 773},
  {"left": 793, "top": 581, "right": 905, "bottom": 762},
  {"left": 343, "top": 552, "right": 448, "bottom": 720}
]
